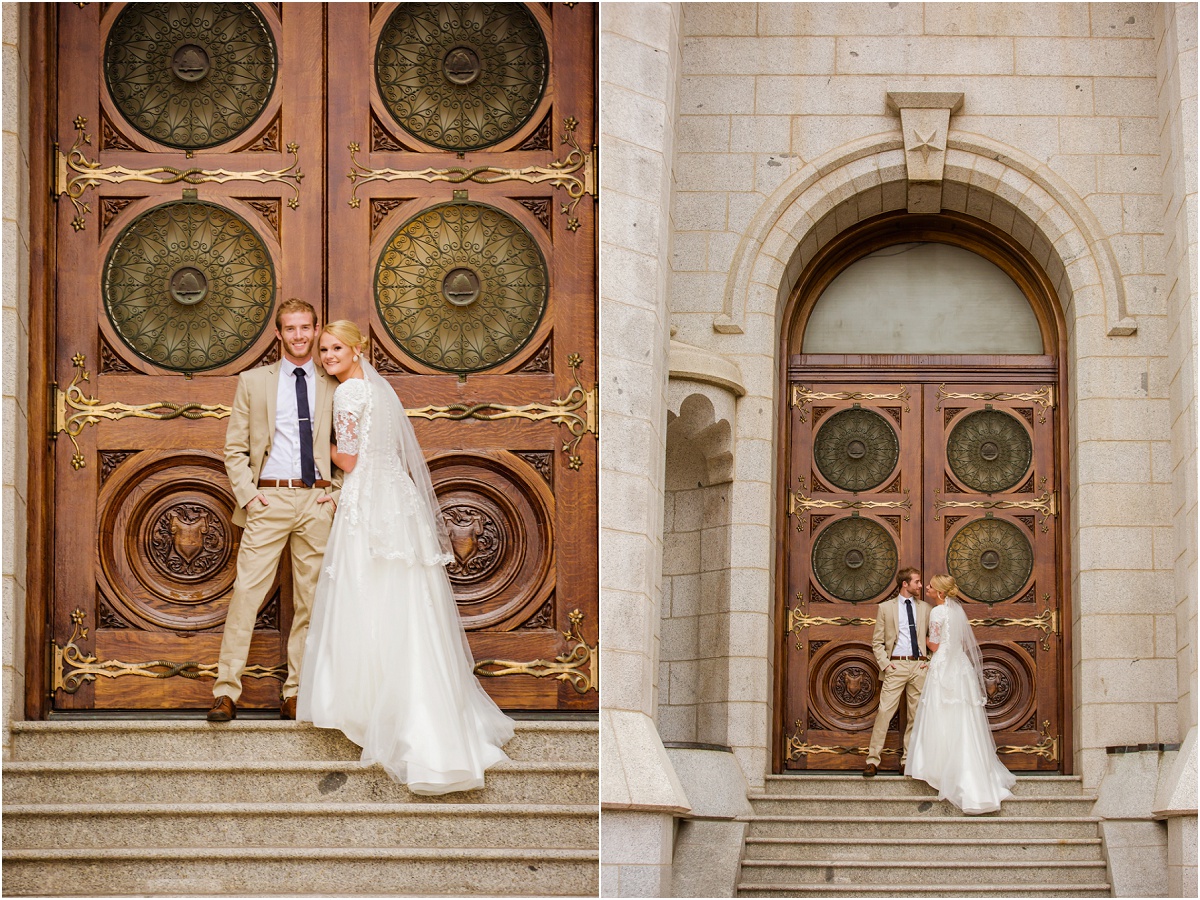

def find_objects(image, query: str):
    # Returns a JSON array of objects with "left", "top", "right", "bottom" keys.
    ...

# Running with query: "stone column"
[
  {"left": 599, "top": 3, "right": 690, "bottom": 897},
  {"left": 2, "top": 2, "right": 31, "bottom": 758}
]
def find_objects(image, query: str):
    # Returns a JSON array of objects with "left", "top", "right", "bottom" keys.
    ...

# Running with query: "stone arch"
[{"left": 717, "top": 131, "right": 1132, "bottom": 341}]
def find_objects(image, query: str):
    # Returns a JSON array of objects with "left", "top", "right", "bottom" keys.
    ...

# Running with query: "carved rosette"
[
  {"left": 375, "top": 2, "right": 548, "bottom": 151},
  {"left": 811, "top": 517, "right": 898, "bottom": 603},
  {"left": 947, "top": 409, "right": 1032, "bottom": 493},
  {"left": 978, "top": 643, "right": 1036, "bottom": 731},
  {"left": 429, "top": 450, "right": 554, "bottom": 630},
  {"left": 808, "top": 642, "right": 879, "bottom": 732},
  {"left": 97, "top": 451, "right": 262, "bottom": 631},
  {"left": 104, "top": 2, "right": 278, "bottom": 150},
  {"left": 103, "top": 200, "right": 276, "bottom": 373},
  {"left": 375, "top": 202, "right": 548, "bottom": 374},
  {"left": 946, "top": 517, "right": 1033, "bottom": 604}
]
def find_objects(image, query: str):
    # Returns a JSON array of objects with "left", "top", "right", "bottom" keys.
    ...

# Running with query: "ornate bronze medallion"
[
  {"left": 811, "top": 517, "right": 898, "bottom": 603},
  {"left": 104, "top": 2, "right": 278, "bottom": 151},
  {"left": 813, "top": 408, "right": 900, "bottom": 492},
  {"left": 946, "top": 518, "right": 1034, "bottom": 604},
  {"left": 946, "top": 409, "right": 1032, "bottom": 493},
  {"left": 103, "top": 200, "right": 276, "bottom": 373},
  {"left": 375, "top": 2, "right": 548, "bottom": 151},
  {"left": 375, "top": 202, "right": 548, "bottom": 373}
]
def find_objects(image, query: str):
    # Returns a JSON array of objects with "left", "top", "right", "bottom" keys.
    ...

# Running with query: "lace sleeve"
[
  {"left": 333, "top": 379, "right": 368, "bottom": 455},
  {"left": 929, "top": 606, "right": 947, "bottom": 645}
]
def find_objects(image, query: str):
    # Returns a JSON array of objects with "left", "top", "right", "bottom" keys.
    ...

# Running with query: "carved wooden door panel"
[
  {"left": 323, "top": 2, "right": 597, "bottom": 712},
  {"left": 782, "top": 377, "right": 1063, "bottom": 771},
  {"left": 923, "top": 382, "right": 1062, "bottom": 771},
  {"left": 48, "top": 2, "right": 597, "bottom": 713},
  {"left": 52, "top": 2, "right": 323, "bottom": 710}
]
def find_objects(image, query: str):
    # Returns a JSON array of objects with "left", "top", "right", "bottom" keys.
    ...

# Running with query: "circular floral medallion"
[
  {"left": 811, "top": 517, "right": 898, "bottom": 603},
  {"left": 813, "top": 408, "right": 900, "bottom": 492},
  {"left": 375, "top": 2, "right": 548, "bottom": 151},
  {"left": 375, "top": 202, "right": 548, "bottom": 373},
  {"left": 103, "top": 200, "right": 276, "bottom": 372},
  {"left": 104, "top": 2, "right": 277, "bottom": 150},
  {"left": 946, "top": 517, "right": 1034, "bottom": 604},
  {"left": 946, "top": 409, "right": 1032, "bottom": 493}
]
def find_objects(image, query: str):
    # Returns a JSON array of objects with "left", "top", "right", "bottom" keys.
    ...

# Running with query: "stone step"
[
  {"left": 736, "top": 884, "right": 1112, "bottom": 898},
  {"left": 8, "top": 719, "right": 596, "bottom": 763},
  {"left": 762, "top": 774, "right": 1090, "bottom": 797},
  {"left": 743, "top": 836, "right": 1105, "bottom": 862},
  {"left": 748, "top": 794, "right": 1095, "bottom": 817},
  {"left": 3, "top": 803, "right": 597, "bottom": 851},
  {"left": 3, "top": 758, "right": 598, "bottom": 806},
  {"left": 742, "top": 815, "right": 1102, "bottom": 840},
  {"left": 738, "top": 859, "right": 1110, "bottom": 887},
  {"left": 2, "top": 847, "right": 598, "bottom": 897}
]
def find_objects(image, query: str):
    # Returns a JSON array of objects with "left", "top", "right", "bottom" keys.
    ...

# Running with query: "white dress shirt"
[
  {"left": 893, "top": 594, "right": 917, "bottom": 657},
  {"left": 259, "top": 358, "right": 322, "bottom": 480}
]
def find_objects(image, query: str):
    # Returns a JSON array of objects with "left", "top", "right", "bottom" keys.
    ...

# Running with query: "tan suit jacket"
[
  {"left": 224, "top": 360, "right": 341, "bottom": 526},
  {"left": 872, "top": 595, "right": 931, "bottom": 674}
]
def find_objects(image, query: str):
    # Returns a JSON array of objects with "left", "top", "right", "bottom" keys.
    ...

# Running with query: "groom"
[
  {"left": 863, "top": 566, "right": 930, "bottom": 776},
  {"left": 208, "top": 298, "right": 341, "bottom": 722}
]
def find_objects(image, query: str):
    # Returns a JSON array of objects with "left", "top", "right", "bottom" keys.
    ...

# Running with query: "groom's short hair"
[
  {"left": 275, "top": 297, "right": 318, "bottom": 330},
  {"left": 896, "top": 567, "right": 920, "bottom": 594}
]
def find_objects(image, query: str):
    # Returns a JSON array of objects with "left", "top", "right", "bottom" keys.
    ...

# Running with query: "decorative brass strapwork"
[
  {"left": 55, "top": 117, "right": 303, "bottom": 231},
  {"left": 787, "top": 607, "right": 875, "bottom": 649},
  {"left": 995, "top": 720, "right": 1060, "bottom": 763},
  {"left": 788, "top": 491, "right": 912, "bottom": 526},
  {"left": 346, "top": 117, "right": 596, "bottom": 230},
  {"left": 407, "top": 353, "right": 598, "bottom": 471},
  {"left": 53, "top": 355, "right": 231, "bottom": 471},
  {"left": 473, "top": 608, "right": 597, "bottom": 694},
  {"left": 52, "top": 608, "right": 284, "bottom": 695},
  {"left": 936, "top": 489, "right": 1058, "bottom": 533},
  {"left": 970, "top": 604, "right": 1059, "bottom": 652},
  {"left": 790, "top": 385, "right": 910, "bottom": 422},
  {"left": 936, "top": 384, "right": 1055, "bottom": 423},
  {"left": 785, "top": 721, "right": 899, "bottom": 762}
]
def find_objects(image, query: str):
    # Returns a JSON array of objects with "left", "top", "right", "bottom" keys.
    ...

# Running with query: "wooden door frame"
[
  {"left": 25, "top": 2, "right": 56, "bottom": 720},
  {"left": 772, "top": 210, "right": 1074, "bottom": 773}
]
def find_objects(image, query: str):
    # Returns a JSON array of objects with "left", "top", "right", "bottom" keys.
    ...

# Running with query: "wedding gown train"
[
  {"left": 904, "top": 600, "right": 1015, "bottom": 814},
  {"left": 298, "top": 368, "right": 514, "bottom": 794}
]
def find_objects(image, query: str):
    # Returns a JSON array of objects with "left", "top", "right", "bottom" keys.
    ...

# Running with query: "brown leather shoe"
[
  {"left": 862, "top": 763, "right": 878, "bottom": 777},
  {"left": 279, "top": 696, "right": 297, "bottom": 720},
  {"left": 207, "top": 696, "right": 235, "bottom": 722}
]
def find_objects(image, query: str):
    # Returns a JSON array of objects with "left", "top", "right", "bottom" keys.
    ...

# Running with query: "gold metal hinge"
[
  {"left": 347, "top": 117, "right": 596, "bottom": 231},
  {"left": 55, "top": 116, "right": 303, "bottom": 231},
  {"left": 474, "top": 609, "right": 597, "bottom": 694}
]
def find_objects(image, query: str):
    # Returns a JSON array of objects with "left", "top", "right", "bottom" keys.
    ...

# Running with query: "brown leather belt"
[
  {"left": 891, "top": 655, "right": 927, "bottom": 661},
  {"left": 258, "top": 479, "right": 332, "bottom": 488}
]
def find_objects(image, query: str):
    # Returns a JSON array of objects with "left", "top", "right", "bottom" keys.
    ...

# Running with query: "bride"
[
  {"left": 904, "top": 574, "right": 1015, "bottom": 814},
  {"left": 297, "top": 320, "right": 514, "bottom": 794}
]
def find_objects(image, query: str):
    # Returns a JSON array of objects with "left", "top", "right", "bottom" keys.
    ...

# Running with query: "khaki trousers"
[
  {"left": 866, "top": 658, "right": 928, "bottom": 767},
  {"left": 214, "top": 487, "right": 334, "bottom": 702}
]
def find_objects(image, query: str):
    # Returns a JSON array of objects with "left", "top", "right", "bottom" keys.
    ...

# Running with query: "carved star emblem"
[{"left": 910, "top": 129, "right": 942, "bottom": 165}]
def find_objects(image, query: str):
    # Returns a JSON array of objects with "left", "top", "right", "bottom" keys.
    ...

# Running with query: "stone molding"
[
  {"left": 601, "top": 708, "right": 691, "bottom": 815},
  {"left": 715, "top": 131, "right": 1134, "bottom": 339},
  {"left": 668, "top": 339, "right": 746, "bottom": 397},
  {"left": 886, "top": 89, "right": 963, "bottom": 214}
]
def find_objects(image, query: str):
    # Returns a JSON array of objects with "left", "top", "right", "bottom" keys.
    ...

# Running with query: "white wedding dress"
[
  {"left": 297, "top": 363, "right": 513, "bottom": 794},
  {"left": 905, "top": 599, "right": 1015, "bottom": 813}
]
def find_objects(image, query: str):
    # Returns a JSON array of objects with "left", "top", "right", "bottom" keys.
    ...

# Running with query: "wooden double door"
[
  {"left": 780, "top": 366, "right": 1066, "bottom": 771},
  {"left": 43, "top": 2, "right": 596, "bottom": 713}
]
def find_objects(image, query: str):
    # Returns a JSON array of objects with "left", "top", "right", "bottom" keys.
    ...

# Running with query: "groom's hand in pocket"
[
  {"left": 317, "top": 493, "right": 336, "bottom": 512},
  {"left": 248, "top": 493, "right": 268, "bottom": 508}
]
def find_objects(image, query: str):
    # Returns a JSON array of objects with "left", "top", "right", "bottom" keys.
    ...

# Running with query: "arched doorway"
[{"left": 775, "top": 210, "right": 1070, "bottom": 773}]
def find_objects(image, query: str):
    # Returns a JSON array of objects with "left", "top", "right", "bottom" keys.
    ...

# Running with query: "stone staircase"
[
  {"left": 3, "top": 718, "right": 598, "bottom": 896},
  {"left": 735, "top": 774, "right": 1111, "bottom": 898}
]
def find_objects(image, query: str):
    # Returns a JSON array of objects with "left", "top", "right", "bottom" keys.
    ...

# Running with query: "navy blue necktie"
[
  {"left": 905, "top": 598, "right": 920, "bottom": 658},
  {"left": 294, "top": 368, "right": 316, "bottom": 486}
]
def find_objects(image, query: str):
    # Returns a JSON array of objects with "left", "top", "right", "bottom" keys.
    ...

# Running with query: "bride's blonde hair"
[
  {"left": 928, "top": 574, "right": 960, "bottom": 599},
  {"left": 320, "top": 319, "right": 367, "bottom": 355}
]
